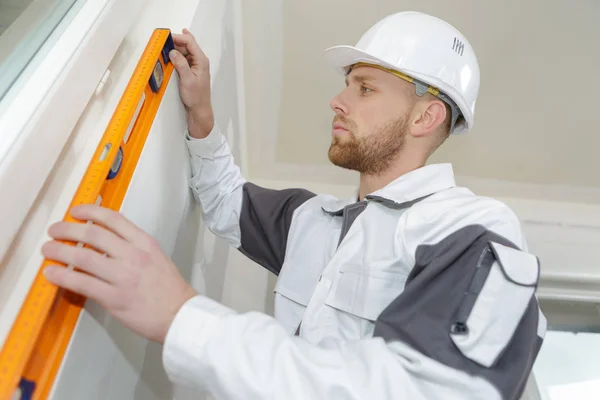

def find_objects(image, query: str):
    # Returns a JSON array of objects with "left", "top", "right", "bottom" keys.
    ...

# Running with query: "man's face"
[{"left": 328, "top": 65, "right": 414, "bottom": 175}]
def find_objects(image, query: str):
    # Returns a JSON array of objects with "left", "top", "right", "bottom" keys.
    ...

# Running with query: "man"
[{"left": 42, "top": 11, "right": 545, "bottom": 400}]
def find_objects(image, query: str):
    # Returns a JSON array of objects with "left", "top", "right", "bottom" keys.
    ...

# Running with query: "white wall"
[
  {"left": 49, "top": 1, "right": 263, "bottom": 399},
  {"left": 0, "top": 0, "right": 270, "bottom": 399}
]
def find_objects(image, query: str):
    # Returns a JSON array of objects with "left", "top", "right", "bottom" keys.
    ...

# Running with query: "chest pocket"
[
  {"left": 322, "top": 202, "right": 411, "bottom": 323},
  {"left": 324, "top": 264, "right": 408, "bottom": 322}
]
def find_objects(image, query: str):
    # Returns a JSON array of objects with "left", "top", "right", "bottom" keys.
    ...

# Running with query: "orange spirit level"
[{"left": 0, "top": 28, "right": 176, "bottom": 400}]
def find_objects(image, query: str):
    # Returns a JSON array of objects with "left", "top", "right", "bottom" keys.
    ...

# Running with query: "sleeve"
[
  {"left": 376, "top": 201, "right": 546, "bottom": 400},
  {"left": 186, "top": 124, "right": 315, "bottom": 274},
  {"left": 162, "top": 206, "right": 545, "bottom": 400},
  {"left": 163, "top": 296, "right": 505, "bottom": 400}
]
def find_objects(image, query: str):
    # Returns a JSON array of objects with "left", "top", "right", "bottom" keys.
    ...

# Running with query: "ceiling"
[{"left": 242, "top": 0, "right": 600, "bottom": 204}]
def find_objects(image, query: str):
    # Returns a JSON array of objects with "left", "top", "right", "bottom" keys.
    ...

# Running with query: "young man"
[{"left": 43, "top": 11, "right": 546, "bottom": 400}]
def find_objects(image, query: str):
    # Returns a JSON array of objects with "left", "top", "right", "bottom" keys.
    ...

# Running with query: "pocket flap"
[
  {"left": 489, "top": 242, "right": 539, "bottom": 286},
  {"left": 450, "top": 242, "right": 540, "bottom": 368},
  {"left": 325, "top": 268, "right": 406, "bottom": 321}
]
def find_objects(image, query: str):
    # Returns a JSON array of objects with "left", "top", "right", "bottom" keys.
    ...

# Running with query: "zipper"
[{"left": 450, "top": 246, "right": 496, "bottom": 335}]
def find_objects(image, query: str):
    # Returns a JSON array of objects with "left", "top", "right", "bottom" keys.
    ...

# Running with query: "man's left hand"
[{"left": 41, "top": 204, "right": 197, "bottom": 344}]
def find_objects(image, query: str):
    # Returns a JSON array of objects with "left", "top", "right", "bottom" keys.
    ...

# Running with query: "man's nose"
[{"left": 329, "top": 92, "right": 348, "bottom": 116}]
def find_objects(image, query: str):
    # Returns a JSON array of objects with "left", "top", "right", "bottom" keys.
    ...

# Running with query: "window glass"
[{"left": 0, "top": 0, "right": 82, "bottom": 101}]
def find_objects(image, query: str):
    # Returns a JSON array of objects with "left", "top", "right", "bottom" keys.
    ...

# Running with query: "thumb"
[{"left": 169, "top": 50, "right": 193, "bottom": 81}]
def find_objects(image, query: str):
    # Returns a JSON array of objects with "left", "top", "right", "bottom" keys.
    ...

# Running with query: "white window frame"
[{"left": 0, "top": 0, "right": 144, "bottom": 262}]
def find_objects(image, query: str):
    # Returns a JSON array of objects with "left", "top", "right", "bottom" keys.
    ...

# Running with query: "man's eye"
[{"left": 360, "top": 86, "right": 372, "bottom": 93}]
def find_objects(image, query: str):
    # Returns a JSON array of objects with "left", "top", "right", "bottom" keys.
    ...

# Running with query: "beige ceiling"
[{"left": 242, "top": 0, "right": 600, "bottom": 195}]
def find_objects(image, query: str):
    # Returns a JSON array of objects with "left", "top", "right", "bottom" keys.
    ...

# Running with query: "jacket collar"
[{"left": 322, "top": 163, "right": 456, "bottom": 215}]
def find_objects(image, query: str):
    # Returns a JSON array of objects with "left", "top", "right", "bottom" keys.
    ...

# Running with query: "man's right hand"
[{"left": 171, "top": 28, "right": 214, "bottom": 139}]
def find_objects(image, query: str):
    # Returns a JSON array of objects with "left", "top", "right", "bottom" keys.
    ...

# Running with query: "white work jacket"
[{"left": 162, "top": 124, "right": 546, "bottom": 400}]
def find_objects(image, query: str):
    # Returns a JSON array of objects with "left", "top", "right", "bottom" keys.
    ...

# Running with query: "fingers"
[
  {"left": 172, "top": 29, "right": 207, "bottom": 66},
  {"left": 41, "top": 241, "right": 119, "bottom": 284},
  {"left": 44, "top": 265, "right": 115, "bottom": 307},
  {"left": 47, "top": 219, "right": 131, "bottom": 259},
  {"left": 170, "top": 45, "right": 194, "bottom": 68},
  {"left": 172, "top": 32, "right": 192, "bottom": 52},
  {"left": 173, "top": 42, "right": 188, "bottom": 56},
  {"left": 68, "top": 205, "right": 151, "bottom": 249},
  {"left": 169, "top": 49, "right": 194, "bottom": 81}
]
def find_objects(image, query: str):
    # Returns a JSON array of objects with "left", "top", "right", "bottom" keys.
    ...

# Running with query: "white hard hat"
[{"left": 323, "top": 11, "right": 480, "bottom": 134}]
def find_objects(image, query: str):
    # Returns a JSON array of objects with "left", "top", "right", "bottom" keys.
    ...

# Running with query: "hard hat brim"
[{"left": 323, "top": 45, "right": 403, "bottom": 76}]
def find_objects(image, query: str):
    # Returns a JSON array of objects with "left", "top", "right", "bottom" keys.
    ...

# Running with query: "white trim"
[
  {"left": 537, "top": 275, "right": 600, "bottom": 303},
  {"left": 0, "top": 0, "right": 144, "bottom": 262},
  {"left": 252, "top": 158, "right": 600, "bottom": 205},
  {"left": 454, "top": 175, "right": 600, "bottom": 206}
]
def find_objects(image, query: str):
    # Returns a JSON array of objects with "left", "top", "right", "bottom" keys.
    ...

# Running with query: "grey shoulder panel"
[
  {"left": 373, "top": 225, "right": 543, "bottom": 400},
  {"left": 238, "top": 182, "right": 316, "bottom": 275}
]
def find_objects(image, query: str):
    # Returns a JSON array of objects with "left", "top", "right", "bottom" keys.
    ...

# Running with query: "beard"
[{"left": 328, "top": 115, "right": 408, "bottom": 176}]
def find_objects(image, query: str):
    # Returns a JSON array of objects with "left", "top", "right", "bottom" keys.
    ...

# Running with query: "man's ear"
[{"left": 409, "top": 99, "right": 447, "bottom": 138}]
